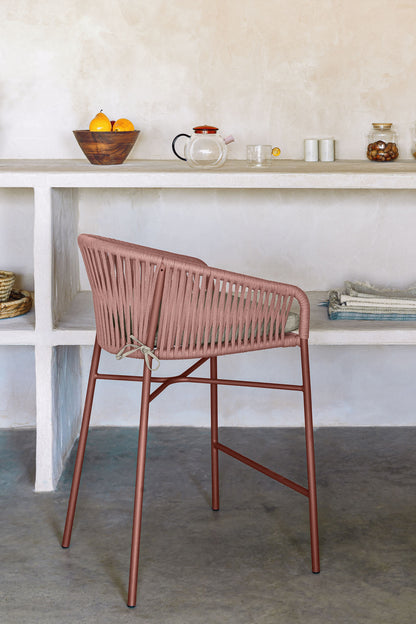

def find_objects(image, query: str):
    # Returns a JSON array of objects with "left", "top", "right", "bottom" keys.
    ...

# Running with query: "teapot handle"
[{"left": 172, "top": 133, "right": 191, "bottom": 161}]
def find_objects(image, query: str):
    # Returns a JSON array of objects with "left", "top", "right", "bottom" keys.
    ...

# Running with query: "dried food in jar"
[
  {"left": 367, "top": 140, "right": 398, "bottom": 161},
  {"left": 367, "top": 123, "right": 399, "bottom": 161}
]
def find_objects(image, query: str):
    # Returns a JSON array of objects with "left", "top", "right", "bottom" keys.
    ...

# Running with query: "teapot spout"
[{"left": 224, "top": 135, "right": 235, "bottom": 145}]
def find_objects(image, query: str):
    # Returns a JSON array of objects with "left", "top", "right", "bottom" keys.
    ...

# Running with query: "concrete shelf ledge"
[
  {"left": 50, "top": 289, "right": 416, "bottom": 347},
  {"left": 1, "top": 158, "right": 416, "bottom": 189}
]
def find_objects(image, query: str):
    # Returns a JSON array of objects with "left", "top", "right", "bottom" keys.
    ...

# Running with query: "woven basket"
[
  {"left": 0, "top": 271, "right": 15, "bottom": 302},
  {"left": 0, "top": 290, "right": 32, "bottom": 319}
]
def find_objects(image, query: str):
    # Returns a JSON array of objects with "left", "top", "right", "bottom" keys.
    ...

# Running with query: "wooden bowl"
[{"left": 73, "top": 130, "right": 140, "bottom": 165}]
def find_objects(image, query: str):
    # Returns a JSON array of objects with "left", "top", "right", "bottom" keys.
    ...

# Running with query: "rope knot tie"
[{"left": 116, "top": 335, "right": 160, "bottom": 370}]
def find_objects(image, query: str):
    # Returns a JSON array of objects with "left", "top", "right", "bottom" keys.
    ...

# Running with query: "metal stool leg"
[
  {"left": 127, "top": 363, "right": 152, "bottom": 608},
  {"left": 128, "top": 265, "right": 165, "bottom": 608},
  {"left": 210, "top": 357, "right": 219, "bottom": 511},
  {"left": 62, "top": 338, "right": 101, "bottom": 548},
  {"left": 300, "top": 338, "right": 320, "bottom": 573}
]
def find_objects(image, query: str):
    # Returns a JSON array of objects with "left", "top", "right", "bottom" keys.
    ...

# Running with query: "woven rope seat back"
[{"left": 78, "top": 234, "right": 310, "bottom": 361}]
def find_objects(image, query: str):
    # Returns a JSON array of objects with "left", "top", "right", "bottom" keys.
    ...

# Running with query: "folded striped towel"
[
  {"left": 339, "top": 295, "right": 416, "bottom": 308},
  {"left": 327, "top": 281, "right": 416, "bottom": 320}
]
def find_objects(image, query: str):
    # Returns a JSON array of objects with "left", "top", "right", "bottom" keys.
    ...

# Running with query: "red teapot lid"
[{"left": 193, "top": 125, "right": 218, "bottom": 134}]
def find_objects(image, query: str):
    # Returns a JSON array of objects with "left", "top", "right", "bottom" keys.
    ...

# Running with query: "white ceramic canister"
[{"left": 304, "top": 139, "right": 319, "bottom": 162}]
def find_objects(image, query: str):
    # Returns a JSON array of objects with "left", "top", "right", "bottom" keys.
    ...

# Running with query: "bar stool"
[{"left": 62, "top": 233, "right": 320, "bottom": 607}]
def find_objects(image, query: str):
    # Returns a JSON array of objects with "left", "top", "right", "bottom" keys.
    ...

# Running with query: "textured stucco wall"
[
  {"left": 1, "top": 1, "right": 416, "bottom": 428},
  {"left": 1, "top": 0, "right": 416, "bottom": 160}
]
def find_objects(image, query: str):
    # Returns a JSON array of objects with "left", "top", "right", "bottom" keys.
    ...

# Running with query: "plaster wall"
[
  {"left": 1, "top": 1, "right": 416, "bottom": 428},
  {"left": 1, "top": 0, "right": 416, "bottom": 159}
]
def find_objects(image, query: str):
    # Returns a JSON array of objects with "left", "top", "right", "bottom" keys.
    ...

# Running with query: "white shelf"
[
  {"left": 2, "top": 158, "right": 416, "bottom": 491},
  {"left": 308, "top": 292, "right": 416, "bottom": 345},
  {"left": 51, "top": 290, "right": 416, "bottom": 347},
  {"left": 1, "top": 158, "right": 416, "bottom": 189},
  {"left": 52, "top": 291, "right": 95, "bottom": 345},
  {"left": 0, "top": 307, "right": 35, "bottom": 344}
]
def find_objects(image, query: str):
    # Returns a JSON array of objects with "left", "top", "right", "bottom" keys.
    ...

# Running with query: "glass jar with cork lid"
[{"left": 367, "top": 123, "right": 399, "bottom": 161}]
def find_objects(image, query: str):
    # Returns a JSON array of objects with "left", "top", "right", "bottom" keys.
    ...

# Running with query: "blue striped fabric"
[{"left": 327, "top": 289, "right": 416, "bottom": 321}]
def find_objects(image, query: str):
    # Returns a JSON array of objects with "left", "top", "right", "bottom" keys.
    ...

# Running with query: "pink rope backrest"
[
  {"left": 157, "top": 263, "right": 309, "bottom": 358},
  {"left": 78, "top": 234, "right": 207, "bottom": 355},
  {"left": 78, "top": 234, "right": 310, "bottom": 361}
]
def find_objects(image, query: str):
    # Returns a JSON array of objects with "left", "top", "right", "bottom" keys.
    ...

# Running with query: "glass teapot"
[{"left": 172, "top": 125, "right": 234, "bottom": 168}]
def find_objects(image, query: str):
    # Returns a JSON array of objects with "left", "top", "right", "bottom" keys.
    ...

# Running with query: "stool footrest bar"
[{"left": 216, "top": 443, "right": 309, "bottom": 497}]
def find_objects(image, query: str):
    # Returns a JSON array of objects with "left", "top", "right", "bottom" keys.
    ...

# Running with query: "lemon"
[
  {"left": 89, "top": 110, "right": 112, "bottom": 132},
  {"left": 272, "top": 147, "right": 281, "bottom": 157},
  {"left": 113, "top": 118, "right": 135, "bottom": 132}
]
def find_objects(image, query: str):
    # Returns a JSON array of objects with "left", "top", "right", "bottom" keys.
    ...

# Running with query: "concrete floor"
[{"left": 0, "top": 426, "right": 415, "bottom": 623}]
